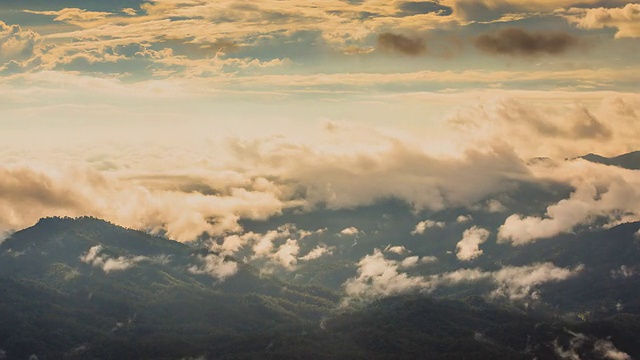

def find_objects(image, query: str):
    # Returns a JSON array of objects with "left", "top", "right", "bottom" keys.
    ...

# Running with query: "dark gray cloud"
[
  {"left": 475, "top": 28, "right": 579, "bottom": 57},
  {"left": 397, "top": 2, "right": 453, "bottom": 17},
  {"left": 377, "top": 33, "right": 426, "bottom": 55}
]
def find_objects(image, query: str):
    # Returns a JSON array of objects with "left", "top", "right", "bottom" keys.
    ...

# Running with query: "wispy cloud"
[{"left": 80, "top": 245, "right": 170, "bottom": 273}]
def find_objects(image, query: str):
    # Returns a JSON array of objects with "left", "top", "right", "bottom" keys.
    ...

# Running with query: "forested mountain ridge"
[{"left": 1, "top": 216, "right": 639, "bottom": 359}]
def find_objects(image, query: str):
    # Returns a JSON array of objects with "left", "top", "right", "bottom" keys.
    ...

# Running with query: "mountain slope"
[
  {"left": 580, "top": 151, "right": 640, "bottom": 170},
  {"left": 2, "top": 217, "right": 640, "bottom": 359},
  {"left": 0, "top": 217, "right": 337, "bottom": 359}
]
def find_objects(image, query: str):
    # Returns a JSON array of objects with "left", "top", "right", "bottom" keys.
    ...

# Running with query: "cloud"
[
  {"left": 80, "top": 245, "right": 169, "bottom": 274},
  {"left": 80, "top": 245, "right": 103, "bottom": 264},
  {"left": 485, "top": 199, "right": 506, "bottom": 213},
  {"left": 455, "top": 226, "right": 490, "bottom": 261},
  {"left": 610, "top": 265, "right": 634, "bottom": 279},
  {"left": 566, "top": 4, "right": 640, "bottom": 39},
  {"left": 271, "top": 238, "right": 300, "bottom": 269},
  {"left": 447, "top": 94, "right": 640, "bottom": 160},
  {"left": 385, "top": 245, "right": 408, "bottom": 254},
  {"left": 456, "top": 214, "right": 472, "bottom": 223},
  {"left": 499, "top": 159, "right": 640, "bottom": 245},
  {"left": 569, "top": 106, "right": 612, "bottom": 140},
  {"left": 25, "top": 8, "right": 112, "bottom": 27},
  {"left": 594, "top": 339, "right": 631, "bottom": 360},
  {"left": 421, "top": 255, "right": 439, "bottom": 264},
  {"left": 340, "top": 226, "right": 360, "bottom": 236},
  {"left": 343, "top": 249, "right": 428, "bottom": 301},
  {"left": 553, "top": 331, "right": 631, "bottom": 360},
  {"left": 188, "top": 253, "right": 238, "bottom": 280},
  {"left": 0, "top": 21, "right": 40, "bottom": 66},
  {"left": 251, "top": 231, "right": 282, "bottom": 257},
  {"left": 475, "top": 28, "right": 579, "bottom": 56},
  {"left": 344, "top": 249, "right": 581, "bottom": 302},
  {"left": 400, "top": 256, "right": 420, "bottom": 268},
  {"left": 0, "top": 126, "right": 538, "bottom": 243},
  {"left": 553, "top": 330, "right": 588, "bottom": 360},
  {"left": 377, "top": 32, "right": 426, "bottom": 55},
  {"left": 230, "top": 136, "right": 531, "bottom": 212},
  {"left": 200, "top": 223, "right": 330, "bottom": 271},
  {"left": 299, "top": 244, "right": 334, "bottom": 261},
  {"left": 1, "top": 92, "right": 635, "bottom": 247},
  {"left": 411, "top": 219, "right": 445, "bottom": 235},
  {"left": 488, "top": 262, "right": 583, "bottom": 300},
  {"left": 122, "top": 8, "right": 138, "bottom": 16},
  {"left": 0, "top": 164, "right": 288, "bottom": 242}
]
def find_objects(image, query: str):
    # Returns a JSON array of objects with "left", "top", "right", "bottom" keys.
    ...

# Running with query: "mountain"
[
  {"left": 0, "top": 217, "right": 337, "bottom": 359},
  {"left": 579, "top": 151, "right": 640, "bottom": 170},
  {"left": 1, "top": 216, "right": 640, "bottom": 359}
]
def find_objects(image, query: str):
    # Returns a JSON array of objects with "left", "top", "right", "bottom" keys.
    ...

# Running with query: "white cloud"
[
  {"left": 411, "top": 219, "right": 445, "bottom": 235},
  {"left": 456, "top": 226, "right": 490, "bottom": 261},
  {"left": 102, "top": 256, "right": 141, "bottom": 273},
  {"left": 343, "top": 249, "right": 428, "bottom": 301},
  {"left": 421, "top": 256, "right": 439, "bottom": 264},
  {"left": 344, "top": 249, "right": 581, "bottom": 302},
  {"left": 271, "top": 239, "right": 300, "bottom": 270},
  {"left": 594, "top": 339, "right": 631, "bottom": 360},
  {"left": 1, "top": 94, "right": 637, "bottom": 247},
  {"left": 553, "top": 330, "right": 588, "bottom": 360},
  {"left": 0, "top": 164, "right": 289, "bottom": 243},
  {"left": 80, "top": 245, "right": 103, "bottom": 264},
  {"left": 447, "top": 94, "right": 640, "bottom": 161},
  {"left": 208, "top": 224, "right": 328, "bottom": 270},
  {"left": 340, "top": 226, "right": 360, "bottom": 236},
  {"left": 486, "top": 199, "right": 506, "bottom": 213},
  {"left": 499, "top": 160, "right": 640, "bottom": 245},
  {"left": 385, "top": 245, "right": 408, "bottom": 255},
  {"left": 299, "top": 244, "right": 334, "bottom": 261},
  {"left": 489, "top": 262, "right": 584, "bottom": 300},
  {"left": 80, "top": 245, "right": 168, "bottom": 274},
  {"left": 0, "top": 21, "right": 40, "bottom": 65},
  {"left": 188, "top": 253, "right": 238, "bottom": 280},
  {"left": 400, "top": 256, "right": 420, "bottom": 268},
  {"left": 566, "top": 4, "right": 640, "bottom": 39},
  {"left": 456, "top": 215, "right": 473, "bottom": 223},
  {"left": 251, "top": 232, "right": 279, "bottom": 258}
]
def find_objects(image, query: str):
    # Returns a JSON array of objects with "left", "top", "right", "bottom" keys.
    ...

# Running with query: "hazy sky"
[{"left": 0, "top": 1, "right": 639, "bottom": 242}]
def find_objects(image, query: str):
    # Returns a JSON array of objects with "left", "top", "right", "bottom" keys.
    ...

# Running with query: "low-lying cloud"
[
  {"left": 343, "top": 249, "right": 582, "bottom": 302},
  {"left": 456, "top": 226, "right": 490, "bottom": 261},
  {"left": 499, "top": 159, "right": 640, "bottom": 245},
  {"left": 411, "top": 219, "right": 445, "bottom": 235},
  {"left": 188, "top": 253, "right": 238, "bottom": 280},
  {"left": 80, "top": 245, "right": 169, "bottom": 274}
]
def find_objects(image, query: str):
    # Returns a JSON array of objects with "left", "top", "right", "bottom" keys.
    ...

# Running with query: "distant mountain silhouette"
[{"left": 579, "top": 151, "right": 640, "bottom": 170}]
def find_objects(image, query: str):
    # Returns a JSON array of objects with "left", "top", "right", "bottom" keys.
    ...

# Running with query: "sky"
[{"left": 0, "top": 0, "right": 639, "bottom": 247}]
